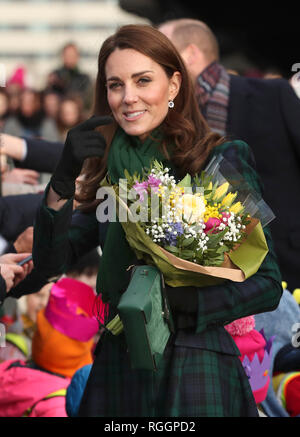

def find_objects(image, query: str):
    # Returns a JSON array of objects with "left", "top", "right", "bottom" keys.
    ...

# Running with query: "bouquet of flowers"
[{"left": 102, "top": 154, "right": 274, "bottom": 288}]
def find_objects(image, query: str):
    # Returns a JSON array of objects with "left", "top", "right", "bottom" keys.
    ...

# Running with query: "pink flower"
[
  {"left": 147, "top": 175, "right": 161, "bottom": 193},
  {"left": 133, "top": 181, "right": 148, "bottom": 202},
  {"left": 204, "top": 217, "right": 221, "bottom": 234}
]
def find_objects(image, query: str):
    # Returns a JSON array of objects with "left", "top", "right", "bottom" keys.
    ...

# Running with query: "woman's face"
[{"left": 105, "top": 48, "right": 181, "bottom": 141}]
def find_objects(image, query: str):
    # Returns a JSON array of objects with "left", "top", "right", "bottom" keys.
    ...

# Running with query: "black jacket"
[
  {"left": 14, "top": 137, "right": 63, "bottom": 174},
  {"left": 0, "top": 192, "right": 43, "bottom": 243},
  {"left": 226, "top": 75, "right": 300, "bottom": 291}
]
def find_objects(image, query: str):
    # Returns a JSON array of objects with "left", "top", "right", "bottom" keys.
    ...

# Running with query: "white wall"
[{"left": 0, "top": 0, "right": 149, "bottom": 89}]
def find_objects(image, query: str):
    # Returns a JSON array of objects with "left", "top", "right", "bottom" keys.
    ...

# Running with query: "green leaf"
[
  {"left": 206, "top": 229, "right": 228, "bottom": 248},
  {"left": 123, "top": 169, "right": 131, "bottom": 180},
  {"left": 177, "top": 173, "right": 192, "bottom": 188},
  {"left": 181, "top": 249, "right": 195, "bottom": 259},
  {"left": 217, "top": 244, "right": 230, "bottom": 254},
  {"left": 181, "top": 237, "right": 195, "bottom": 247},
  {"left": 164, "top": 245, "right": 180, "bottom": 255}
]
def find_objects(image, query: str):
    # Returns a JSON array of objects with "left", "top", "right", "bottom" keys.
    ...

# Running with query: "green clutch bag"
[{"left": 117, "top": 265, "right": 174, "bottom": 371}]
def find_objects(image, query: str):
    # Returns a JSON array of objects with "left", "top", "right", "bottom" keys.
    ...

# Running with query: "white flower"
[{"left": 175, "top": 193, "right": 206, "bottom": 224}]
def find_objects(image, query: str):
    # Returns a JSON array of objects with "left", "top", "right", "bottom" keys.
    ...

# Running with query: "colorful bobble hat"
[
  {"left": 32, "top": 277, "right": 101, "bottom": 378},
  {"left": 225, "top": 315, "right": 274, "bottom": 404},
  {"left": 274, "top": 371, "right": 300, "bottom": 417}
]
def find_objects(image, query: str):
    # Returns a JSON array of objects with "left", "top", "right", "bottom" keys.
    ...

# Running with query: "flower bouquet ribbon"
[{"left": 100, "top": 155, "right": 274, "bottom": 288}]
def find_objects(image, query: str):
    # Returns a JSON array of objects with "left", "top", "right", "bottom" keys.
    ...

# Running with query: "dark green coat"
[{"left": 33, "top": 141, "right": 282, "bottom": 417}]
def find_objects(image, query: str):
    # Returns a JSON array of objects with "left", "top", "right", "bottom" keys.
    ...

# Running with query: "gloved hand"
[{"left": 50, "top": 115, "right": 113, "bottom": 199}]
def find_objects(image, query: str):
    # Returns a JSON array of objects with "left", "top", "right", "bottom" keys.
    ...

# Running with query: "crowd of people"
[
  {"left": 0, "top": 19, "right": 300, "bottom": 418},
  {"left": 0, "top": 42, "right": 91, "bottom": 144}
]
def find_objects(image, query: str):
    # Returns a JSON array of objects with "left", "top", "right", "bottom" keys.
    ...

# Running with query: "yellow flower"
[
  {"left": 176, "top": 193, "right": 206, "bottom": 223},
  {"left": 221, "top": 192, "right": 237, "bottom": 207},
  {"left": 168, "top": 187, "right": 183, "bottom": 207},
  {"left": 230, "top": 201, "right": 244, "bottom": 214},
  {"left": 203, "top": 204, "right": 222, "bottom": 222},
  {"left": 213, "top": 182, "right": 229, "bottom": 201}
]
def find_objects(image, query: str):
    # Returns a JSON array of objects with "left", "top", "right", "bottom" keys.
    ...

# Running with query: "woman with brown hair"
[{"left": 32, "top": 24, "right": 282, "bottom": 417}]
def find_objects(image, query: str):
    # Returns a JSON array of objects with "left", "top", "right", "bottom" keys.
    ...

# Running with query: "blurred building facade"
[{"left": 0, "top": 0, "right": 148, "bottom": 89}]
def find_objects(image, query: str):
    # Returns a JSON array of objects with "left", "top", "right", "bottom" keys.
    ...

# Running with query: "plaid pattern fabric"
[
  {"left": 78, "top": 331, "right": 258, "bottom": 417},
  {"left": 194, "top": 140, "right": 283, "bottom": 334},
  {"left": 195, "top": 61, "right": 230, "bottom": 136}
]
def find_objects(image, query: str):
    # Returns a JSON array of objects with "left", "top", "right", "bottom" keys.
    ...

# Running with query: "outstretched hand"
[
  {"left": 50, "top": 115, "right": 113, "bottom": 199},
  {"left": 0, "top": 252, "right": 34, "bottom": 292}
]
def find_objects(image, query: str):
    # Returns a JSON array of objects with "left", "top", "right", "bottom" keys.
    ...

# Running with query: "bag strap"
[{"left": 159, "top": 272, "right": 175, "bottom": 333}]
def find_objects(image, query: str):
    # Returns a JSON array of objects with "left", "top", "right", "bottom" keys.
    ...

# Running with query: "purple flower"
[
  {"left": 147, "top": 175, "right": 161, "bottom": 193},
  {"left": 164, "top": 222, "right": 184, "bottom": 246},
  {"left": 133, "top": 181, "right": 148, "bottom": 202}
]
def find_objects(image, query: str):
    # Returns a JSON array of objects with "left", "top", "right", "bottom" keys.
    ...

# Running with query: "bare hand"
[
  {"left": 0, "top": 133, "right": 26, "bottom": 161},
  {"left": 0, "top": 252, "right": 34, "bottom": 292},
  {"left": 2, "top": 168, "right": 40, "bottom": 185},
  {"left": 0, "top": 252, "right": 32, "bottom": 265}
]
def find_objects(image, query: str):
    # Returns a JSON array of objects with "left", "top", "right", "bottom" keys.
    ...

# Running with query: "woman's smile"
[{"left": 123, "top": 109, "right": 147, "bottom": 121}]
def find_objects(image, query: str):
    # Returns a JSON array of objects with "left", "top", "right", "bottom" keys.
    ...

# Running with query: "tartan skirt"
[{"left": 78, "top": 331, "right": 258, "bottom": 417}]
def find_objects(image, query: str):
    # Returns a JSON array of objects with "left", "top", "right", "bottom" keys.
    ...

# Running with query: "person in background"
[
  {"left": 65, "top": 248, "right": 101, "bottom": 292},
  {"left": 0, "top": 276, "right": 99, "bottom": 417},
  {"left": 0, "top": 88, "right": 10, "bottom": 129},
  {"left": 56, "top": 95, "right": 85, "bottom": 142},
  {"left": 41, "top": 89, "right": 62, "bottom": 121},
  {"left": 66, "top": 364, "right": 92, "bottom": 417},
  {"left": 255, "top": 287, "right": 300, "bottom": 417},
  {"left": 0, "top": 133, "right": 63, "bottom": 175},
  {"left": 48, "top": 42, "right": 93, "bottom": 111},
  {"left": 0, "top": 194, "right": 42, "bottom": 252},
  {"left": 20, "top": 282, "right": 52, "bottom": 343},
  {"left": 0, "top": 252, "right": 33, "bottom": 301},
  {"left": 5, "top": 67, "right": 26, "bottom": 115},
  {"left": 3, "top": 88, "right": 61, "bottom": 142},
  {"left": 1, "top": 168, "right": 41, "bottom": 193},
  {"left": 0, "top": 282, "right": 50, "bottom": 363},
  {"left": 158, "top": 18, "right": 300, "bottom": 293}
]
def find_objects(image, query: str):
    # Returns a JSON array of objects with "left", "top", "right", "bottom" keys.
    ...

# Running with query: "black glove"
[{"left": 50, "top": 115, "right": 113, "bottom": 199}]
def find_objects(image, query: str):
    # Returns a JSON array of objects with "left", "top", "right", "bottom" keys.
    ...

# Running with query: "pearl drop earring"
[{"left": 168, "top": 100, "right": 174, "bottom": 109}]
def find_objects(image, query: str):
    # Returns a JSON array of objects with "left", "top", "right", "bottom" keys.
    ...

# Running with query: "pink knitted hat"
[
  {"left": 7, "top": 67, "right": 26, "bottom": 88},
  {"left": 225, "top": 316, "right": 274, "bottom": 404}
]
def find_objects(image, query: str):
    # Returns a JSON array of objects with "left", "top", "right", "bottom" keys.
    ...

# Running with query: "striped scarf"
[{"left": 195, "top": 61, "right": 230, "bottom": 136}]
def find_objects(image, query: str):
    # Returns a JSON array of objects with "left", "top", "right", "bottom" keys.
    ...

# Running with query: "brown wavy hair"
[{"left": 77, "top": 24, "right": 224, "bottom": 209}]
